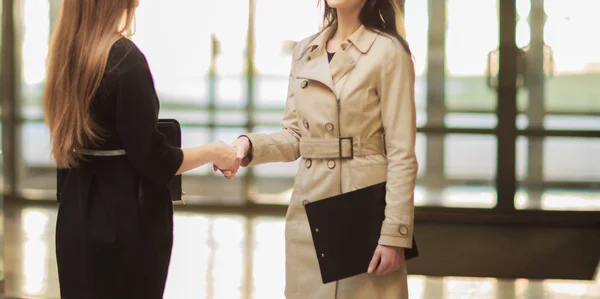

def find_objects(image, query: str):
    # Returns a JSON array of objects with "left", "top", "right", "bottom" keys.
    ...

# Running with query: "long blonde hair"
[{"left": 43, "top": 0, "right": 137, "bottom": 168}]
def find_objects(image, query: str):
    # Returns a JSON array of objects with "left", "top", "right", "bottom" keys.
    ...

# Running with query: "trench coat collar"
[{"left": 295, "top": 25, "right": 380, "bottom": 96}]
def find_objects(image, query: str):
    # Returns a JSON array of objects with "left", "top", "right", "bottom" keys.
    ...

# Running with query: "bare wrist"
[{"left": 203, "top": 143, "right": 219, "bottom": 163}]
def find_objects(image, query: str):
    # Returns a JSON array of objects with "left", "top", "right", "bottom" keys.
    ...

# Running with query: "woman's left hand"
[{"left": 368, "top": 245, "right": 406, "bottom": 276}]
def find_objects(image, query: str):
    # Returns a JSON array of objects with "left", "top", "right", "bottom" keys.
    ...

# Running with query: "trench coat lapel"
[
  {"left": 295, "top": 25, "right": 380, "bottom": 98},
  {"left": 295, "top": 29, "right": 336, "bottom": 93}
]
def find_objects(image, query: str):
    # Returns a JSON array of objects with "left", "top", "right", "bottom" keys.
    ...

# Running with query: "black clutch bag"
[
  {"left": 304, "top": 182, "right": 419, "bottom": 284},
  {"left": 157, "top": 119, "right": 182, "bottom": 201}
]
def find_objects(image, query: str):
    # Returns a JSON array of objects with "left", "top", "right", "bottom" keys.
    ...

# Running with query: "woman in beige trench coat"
[{"left": 217, "top": 0, "right": 418, "bottom": 298}]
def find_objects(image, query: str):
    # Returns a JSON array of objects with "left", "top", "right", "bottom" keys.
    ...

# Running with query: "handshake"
[{"left": 209, "top": 136, "right": 251, "bottom": 179}]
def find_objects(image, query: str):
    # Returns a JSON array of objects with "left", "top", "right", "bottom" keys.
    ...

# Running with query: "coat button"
[
  {"left": 321, "top": 253, "right": 326, "bottom": 258},
  {"left": 327, "top": 160, "right": 336, "bottom": 169},
  {"left": 399, "top": 225, "right": 409, "bottom": 236},
  {"left": 303, "top": 119, "right": 309, "bottom": 129},
  {"left": 305, "top": 159, "right": 312, "bottom": 169},
  {"left": 301, "top": 80, "right": 309, "bottom": 88},
  {"left": 325, "top": 123, "right": 334, "bottom": 132}
]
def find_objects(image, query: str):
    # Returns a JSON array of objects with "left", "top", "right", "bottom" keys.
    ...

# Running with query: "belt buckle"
[{"left": 338, "top": 137, "right": 354, "bottom": 160}]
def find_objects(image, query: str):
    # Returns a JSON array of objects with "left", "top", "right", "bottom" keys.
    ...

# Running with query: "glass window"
[
  {"left": 516, "top": 137, "right": 600, "bottom": 211},
  {"left": 444, "top": 135, "right": 497, "bottom": 180},
  {"left": 254, "top": 0, "right": 321, "bottom": 110},
  {"left": 405, "top": 0, "right": 428, "bottom": 127},
  {"left": 20, "top": 0, "right": 54, "bottom": 197},
  {"left": 20, "top": 0, "right": 48, "bottom": 122},
  {"left": 417, "top": 134, "right": 497, "bottom": 208},
  {"left": 415, "top": 0, "right": 499, "bottom": 209},
  {"left": 134, "top": 1, "right": 249, "bottom": 108},
  {"left": 134, "top": 1, "right": 212, "bottom": 106},
  {"left": 445, "top": 0, "right": 498, "bottom": 115},
  {"left": 517, "top": 0, "right": 600, "bottom": 128},
  {"left": 544, "top": 0, "right": 600, "bottom": 114},
  {"left": 514, "top": 0, "right": 600, "bottom": 211},
  {"left": 135, "top": 2, "right": 250, "bottom": 206}
]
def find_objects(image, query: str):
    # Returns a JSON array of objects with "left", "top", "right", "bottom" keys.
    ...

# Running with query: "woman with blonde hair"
[
  {"left": 219, "top": 0, "right": 418, "bottom": 298},
  {"left": 44, "top": 1, "right": 239, "bottom": 298}
]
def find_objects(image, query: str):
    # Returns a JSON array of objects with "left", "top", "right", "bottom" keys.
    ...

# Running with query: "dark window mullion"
[
  {"left": 2, "top": 0, "right": 23, "bottom": 200},
  {"left": 496, "top": 0, "right": 519, "bottom": 211}
]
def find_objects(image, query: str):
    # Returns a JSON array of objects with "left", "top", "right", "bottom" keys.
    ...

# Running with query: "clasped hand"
[{"left": 212, "top": 137, "right": 251, "bottom": 179}]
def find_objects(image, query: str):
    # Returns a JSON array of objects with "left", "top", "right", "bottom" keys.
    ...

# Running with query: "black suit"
[{"left": 55, "top": 38, "right": 183, "bottom": 299}]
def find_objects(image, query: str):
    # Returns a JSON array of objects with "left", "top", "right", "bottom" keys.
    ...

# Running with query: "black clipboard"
[
  {"left": 157, "top": 118, "right": 182, "bottom": 201},
  {"left": 304, "top": 182, "right": 419, "bottom": 284}
]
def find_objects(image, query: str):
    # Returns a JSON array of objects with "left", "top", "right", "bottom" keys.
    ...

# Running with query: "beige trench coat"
[{"left": 243, "top": 25, "right": 418, "bottom": 299}]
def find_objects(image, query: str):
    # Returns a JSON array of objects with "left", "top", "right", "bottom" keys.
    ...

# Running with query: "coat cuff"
[
  {"left": 378, "top": 222, "right": 413, "bottom": 248},
  {"left": 239, "top": 133, "right": 268, "bottom": 167},
  {"left": 378, "top": 235, "right": 413, "bottom": 248}
]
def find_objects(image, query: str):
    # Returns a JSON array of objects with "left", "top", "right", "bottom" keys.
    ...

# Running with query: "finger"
[
  {"left": 376, "top": 256, "right": 390, "bottom": 276},
  {"left": 368, "top": 249, "right": 381, "bottom": 274}
]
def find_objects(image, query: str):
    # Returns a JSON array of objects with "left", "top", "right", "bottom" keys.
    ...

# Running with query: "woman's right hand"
[
  {"left": 210, "top": 141, "right": 241, "bottom": 173},
  {"left": 213, "top": 137, "right": 251, "bottom": 179},
  {"left": 231, "top": 136, "right": 251, "bottom": 160}
]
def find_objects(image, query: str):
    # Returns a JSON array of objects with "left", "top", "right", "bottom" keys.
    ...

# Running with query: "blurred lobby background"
[{"left": 0, "top": 0, "right": 599, "bottom": 298}]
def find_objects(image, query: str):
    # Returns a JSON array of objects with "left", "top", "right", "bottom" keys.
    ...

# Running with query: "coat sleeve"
[
  {"left": 115, "top": 55, "right": 183, "bottom": 186},
  {"left": 241, "top": 47, "right": 302, "bottom": 167},
  {"left": 376, "top": 42, "right": 418, "bottom": 248}
]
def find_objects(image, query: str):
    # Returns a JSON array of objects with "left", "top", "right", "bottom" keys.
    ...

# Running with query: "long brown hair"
[{"left": 43, "top": 0, "right": 137, "bottom": 168}]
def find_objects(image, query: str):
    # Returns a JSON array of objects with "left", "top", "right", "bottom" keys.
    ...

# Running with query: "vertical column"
[
  {"left": 244, "top": 0, "right": 257, "bottom": 202},
  {"left": 496, "top": 0, "right": 518, "bottom": 211},
  {"left": 2, "top": 0, "right": 23, "bottom": 200},
  {"left": 1, "top": 0, "right": 21, "bottom": 288},
  {"left": 208, "top": 34, "right": 218, "bottom": 142},
  {"left": 525, "top": 0, "right": 545, "bottom": 207},
  {"left": 242, "top": 1, "right": 257, "bottom": 293},
  {"left": 425, "top": 0, "right": 447, "bottom": 199}
]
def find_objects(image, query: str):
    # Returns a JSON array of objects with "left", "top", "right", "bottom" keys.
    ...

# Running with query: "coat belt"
[{"left": 299, "top": 136, "right": 386, "bottom": 159}]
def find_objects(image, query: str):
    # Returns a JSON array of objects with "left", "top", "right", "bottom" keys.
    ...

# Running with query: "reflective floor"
[{"left": 3, "top": 205, "right": 599, "bottom": 299}]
